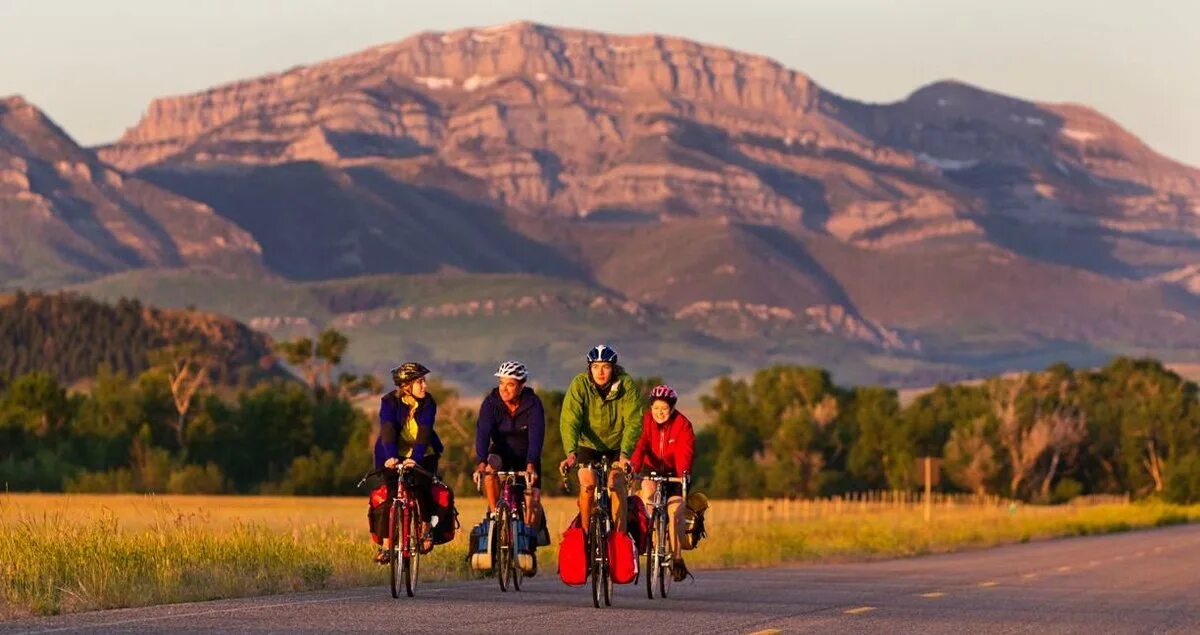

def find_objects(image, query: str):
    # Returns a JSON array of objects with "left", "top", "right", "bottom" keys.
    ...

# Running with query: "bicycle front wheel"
[
  {"left": 389, "top": 505, "right": 401, "bottom": 599},
  {"left": 658, "top": 517, "right": 672, "bottom": 598},
  {"left": 404, "top": 503, "right": 421, "bottom": 597},
  {"left": 497, "top": 512, "right": 511, "bottom": 593}
]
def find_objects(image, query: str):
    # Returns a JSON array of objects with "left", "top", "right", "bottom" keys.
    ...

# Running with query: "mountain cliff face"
[
  {"left": 0, "top": 96, "right": 264, "bottom": 289},
  {"left": 6, "top": 22, "right": 1200, "bottom": 385}
]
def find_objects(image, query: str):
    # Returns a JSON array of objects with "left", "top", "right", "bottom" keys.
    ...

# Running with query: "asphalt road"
[{"left": 5, "top": 524, "right": 1200, "bottom": 634}]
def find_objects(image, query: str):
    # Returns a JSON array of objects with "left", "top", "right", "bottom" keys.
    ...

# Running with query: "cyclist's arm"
[
  {"left": 560, "top": 377, "right": 585, "bottom": 456},
  {"left": 629, "top": 411, "right": 650, "bottom": 473},
  {"left": 474, "top": 396, "right": 494, "bottom": 466},
  {"left": 618, "top": 378, "right": 644, "bottom": 459},
  {"left": 677, "top": 415, "right": 697, "bottom": 476},
  {"left": 409, "top": 399, "right": 437, "bottom": 462},
  {"left": 376, "top": 396, "right": 398, "bottom": 468},
  {"left": 526, "top": 394, "right": 546, "bottom": 466}
]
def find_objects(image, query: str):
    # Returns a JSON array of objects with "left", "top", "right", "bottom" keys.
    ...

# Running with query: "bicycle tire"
[
  {"left": 389, "top": 503, "right": 401, "bottom": 599},
  {"left": 404, "top": 501, "right": 421, "bottom": 597},
  {"left": 590, "top": 514, "right": 603, "bottom": 608},
  {"left": 646, "top": 509, "right": 658, "bottom": 599},
  {"left": 497, "top": 510, "right": 510, "bottom": 593},
  {"left": 511, "top": 517, "right": 523, "bottom": 592},
  {"left": 659, "top": 515, "right": 672, "bottom": 598}
]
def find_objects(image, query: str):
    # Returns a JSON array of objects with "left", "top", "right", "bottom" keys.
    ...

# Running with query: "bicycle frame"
[{"left": 492, "top": 470, "right": 528, "bottom": 592}]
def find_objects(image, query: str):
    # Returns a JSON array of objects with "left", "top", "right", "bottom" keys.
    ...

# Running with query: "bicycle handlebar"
[{"left": 356, "top": 462, "right": 435, "bottom": 488}]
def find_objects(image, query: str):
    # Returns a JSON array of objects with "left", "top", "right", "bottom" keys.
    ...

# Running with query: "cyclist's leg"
[
  {"left": 484, "top": 454, "right": 502, "bottom": 514},
  {"left": 608, "top": 467, "right": 627, "bottom": 531},
  {"left": 576, "top": 448, "right": 602, "bottom": 530},
  {"left": 414, "top": 455, "right": 440, "bottom": 549},
  {"left": 637, "top": 477, "right": 655, "bottom": 514},
  {"left": 667, "top": 495, "right": 685, "bottom": 558},
  {"left": 577, "top": 466, "right": 597, "bottom": 531}
]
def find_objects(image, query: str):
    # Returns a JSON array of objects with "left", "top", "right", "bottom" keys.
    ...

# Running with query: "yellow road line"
[
  {"left": 1088, "top": 560, "right": 1101, "bottom": 566},
  {"left": 919, "top": 592, "right": 946, "bottom": 598},
  {"left": 1021, "top": 573, "right": 1038, "bottom": 579},
  {"left": 1057, "top": 565, "right": 1073, "bottom": 572},
  {"left": 844, "top": 606, "right": 876, "bottom": 615},
  {"left": 746, "top": 630, "right": 782, "bottom": 635},
  {"left": 978, "top": 581, "right": 999, "bottom": 587}
]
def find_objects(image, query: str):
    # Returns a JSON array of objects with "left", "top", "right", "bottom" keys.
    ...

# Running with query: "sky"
[{"left": 1, "top": 0, "right": 1197, "bottom": 166}]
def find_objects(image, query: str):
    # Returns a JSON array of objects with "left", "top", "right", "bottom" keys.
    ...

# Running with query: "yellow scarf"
[{"left": 398, "top": 392, "right": 420, "bottom": 456}]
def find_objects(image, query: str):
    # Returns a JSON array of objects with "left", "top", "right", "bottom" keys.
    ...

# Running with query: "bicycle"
[
  {"left": 359, "top": 462, "right": 435, "bottom": 598},
  {"left": 562, "top": 457, "right": 626, "bottom": 608},
  {"left": 475, "top": 470, "right": 530, "bottom": 592},
  {"left": 641, "top": 473, "right": 687, "bottom": 599}
]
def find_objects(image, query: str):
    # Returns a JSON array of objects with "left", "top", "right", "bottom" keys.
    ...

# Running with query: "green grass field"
[{"left": 3, "top": 493, "right": 1197, "bottom": 619}]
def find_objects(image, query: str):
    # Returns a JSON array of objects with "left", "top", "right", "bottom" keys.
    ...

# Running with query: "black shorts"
[{"left": 575, "top": 447, "right": 620, "bottom": 470}]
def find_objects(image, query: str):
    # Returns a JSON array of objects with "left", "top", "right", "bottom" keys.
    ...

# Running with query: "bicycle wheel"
[
  {"left": 602, "top": 527, "right": 613, "bottom": 607},
  {"left": 389, "top": 504, "right": 401, "bottom": 599},
  {"left": 404, "top": 502, "right": 421, "bottom": 597},
  {"left": 590, "top": 516, "right": 603, "bottom": 608},
  {"left": 497, "top": 510, "right": 510, "bottom": 593},
  {"left": 658, "top": 516, "right": 672, "bottom": 598},
  {"left": 510, "top": 518, "right": 523, "bottom": 592},
  {"left": 646, "top": 510, "right": 658, "bottom": 599}
]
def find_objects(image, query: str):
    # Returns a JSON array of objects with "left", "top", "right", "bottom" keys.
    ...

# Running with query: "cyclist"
[
  {"left": 558, "top": 344, "right": 643, "bottom": 534},
  {"left": 372, "top": 362, "right": 443, "bottom": 563},
  {"left": 474, "top": 360, "right": 546, "bottom": 528},
  {"left": 630, "top": 384, "right": 696, "bottom": 581}
]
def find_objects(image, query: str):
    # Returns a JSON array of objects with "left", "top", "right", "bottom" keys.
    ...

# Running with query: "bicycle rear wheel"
[{"left": 389, "top": 505, "right": 401, "bottom": 599}]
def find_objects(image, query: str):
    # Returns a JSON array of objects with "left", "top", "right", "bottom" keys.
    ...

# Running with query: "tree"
[
  {"left": 276, "top": 337, "right": 318, "bottom": 391},
  {"left": 149, "top": 345, "right": 212, "bottom": 449},
  {"left": 944, "top": 416, "right": 1000, "bottom": 495},
  {"left": 315, "top": 329, "right": 350, "bottom": 393}
]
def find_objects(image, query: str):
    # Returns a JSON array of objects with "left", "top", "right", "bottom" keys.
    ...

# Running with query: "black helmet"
[
  {"left": 586, "top": 344, "right": 618, "bottom": 365},
  {"left": 391, "top": 362, "right": 431, "bottom": 386}
]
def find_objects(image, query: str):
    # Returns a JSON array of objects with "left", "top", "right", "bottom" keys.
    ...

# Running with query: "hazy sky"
[{"left": 2, "top": 0, "right": 1197, "bottom": 166}]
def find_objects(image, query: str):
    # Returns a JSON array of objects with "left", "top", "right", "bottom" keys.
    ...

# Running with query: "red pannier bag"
[
  {"left": 558, "top": 514, "right": 588, "bottom": 586},
  {"left": 429, "top": 481, "right": 458, "bottom": 545},
  {"left": 367, "top": 484, "right": 388, "bottom": 545},
  {"left": 626, "top": 495, "right": 650, "bottom": 553},
  {"left": 607, "top": 530, "right": 639, "bottom": 585}
]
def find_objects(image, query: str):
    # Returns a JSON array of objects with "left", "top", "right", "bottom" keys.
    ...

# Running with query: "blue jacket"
[
  {"left": 374, "top": 392, "right": 443, "bottom": 468},
  {"left": 474, "top": 386, "right": 546, "bottom": 466}
]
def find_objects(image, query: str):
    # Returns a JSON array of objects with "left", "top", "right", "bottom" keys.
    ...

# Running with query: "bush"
[
  {"left": 65, "top": 469, "right": 135, "bottom": 493},
  {"left": 1052, "top": 478, "right": 1084, "bottom": 504},
  {"left": 166, "top": 464, "right": 228, "bottom": 494}
]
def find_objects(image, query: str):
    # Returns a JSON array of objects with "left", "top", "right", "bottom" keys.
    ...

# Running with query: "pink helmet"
[{"left": 649, "top": 384, "right": 678, "bottom": 407}]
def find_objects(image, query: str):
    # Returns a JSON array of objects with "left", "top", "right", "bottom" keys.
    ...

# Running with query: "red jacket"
[{"left": 630, "top": 410, "right": 695, "bottom": 476}]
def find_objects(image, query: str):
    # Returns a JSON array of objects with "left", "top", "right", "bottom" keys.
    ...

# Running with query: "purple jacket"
[
  {"left": 474, "top": 387, "right": 546, "bottom": 465},
  {"left": 374, "top": 392, "right": 443, "bottom": 468}
]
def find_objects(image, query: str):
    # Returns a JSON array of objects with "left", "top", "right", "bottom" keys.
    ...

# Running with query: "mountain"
[
  {"left": 6, "top": 22, "right": 1200, "bottom": 388},
  {"left": 0, "top": 96, "right": 265, "bottom": 290}
]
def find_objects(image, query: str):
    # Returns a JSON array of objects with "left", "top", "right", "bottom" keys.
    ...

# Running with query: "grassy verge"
[{"left": 2, "top": 495, "right": 1197, "bottom": 618}]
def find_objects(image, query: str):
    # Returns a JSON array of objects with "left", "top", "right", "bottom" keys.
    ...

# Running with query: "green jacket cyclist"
[{"left": 558, "top": 344, "right": 643, "bottom": 532}]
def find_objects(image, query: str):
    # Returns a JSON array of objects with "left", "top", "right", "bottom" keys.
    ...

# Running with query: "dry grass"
[{"left": 2, "top": 493, "right": 1197, "bottom": 618}]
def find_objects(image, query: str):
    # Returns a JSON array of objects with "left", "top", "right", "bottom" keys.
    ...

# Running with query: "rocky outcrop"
[{"left": 0, "top": 96, "right": 264, "bottom": 287}]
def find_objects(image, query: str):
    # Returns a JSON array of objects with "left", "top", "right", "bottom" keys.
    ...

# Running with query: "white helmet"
[{"left": 494, "top": 360, "right": 529, "bottom": 382}]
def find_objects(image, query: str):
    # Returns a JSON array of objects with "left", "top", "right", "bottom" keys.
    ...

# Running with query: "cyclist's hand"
[
  {"left": 616, "top": 456, "right": 631, "bottom": 473},
  {"left": 525, "top": 463, "right": 539, "bottom": 487},
  {"left": 384, "top": 458, "right": 400, "bottom": 470},
  {"left": 474, "top": 462, "right": 489, "bottom": 475},
  {"left": 401, "top": 458, "right": 417, "bottom": 471},
  {"left": 558, "top": 452, "right": 576, "bottom": 475}
]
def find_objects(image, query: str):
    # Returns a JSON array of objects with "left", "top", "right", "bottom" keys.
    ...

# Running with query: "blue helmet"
[{"left": 586, "top": 344, "right": 618, "bottom": 364}]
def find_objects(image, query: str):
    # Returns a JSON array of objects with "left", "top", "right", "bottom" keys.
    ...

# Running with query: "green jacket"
[{"left": 560, "top": 371, "right": 644, "bottom": 458}]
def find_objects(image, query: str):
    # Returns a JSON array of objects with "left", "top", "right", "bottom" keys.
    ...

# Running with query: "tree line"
[{"left": 1, "top": 329, "right": 1198, "bottom": 503}]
